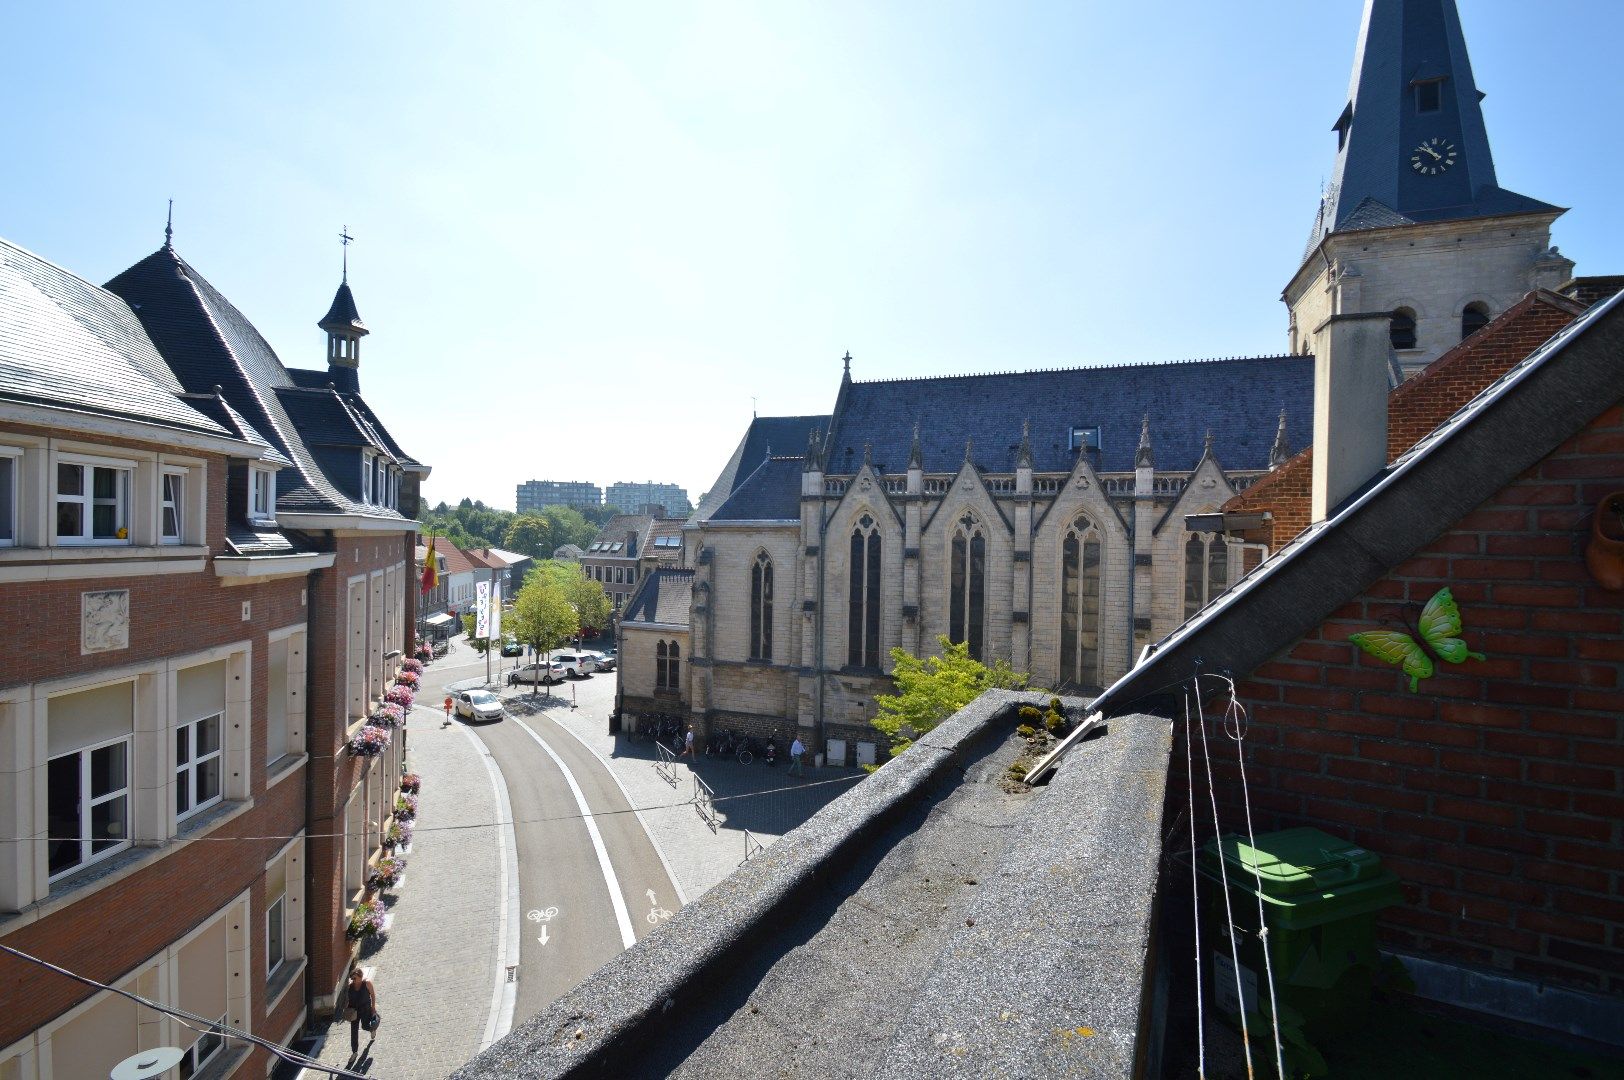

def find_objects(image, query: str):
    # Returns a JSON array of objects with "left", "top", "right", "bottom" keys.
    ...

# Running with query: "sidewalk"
[{"left": 302, "top": 645, "right": 511, "bottom": 1079}]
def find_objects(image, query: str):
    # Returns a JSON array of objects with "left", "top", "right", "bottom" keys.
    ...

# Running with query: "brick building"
[
  {"left": 0, "top": 229, "right": 426, "bottom": 1078},
  {"left": 1098, "top": 288, "right": 1624, "bottom": 1038}
]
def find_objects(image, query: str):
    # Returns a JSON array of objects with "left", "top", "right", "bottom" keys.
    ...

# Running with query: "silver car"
[{"left": 455, "top": 689, "right": 505, "bottom": 722}]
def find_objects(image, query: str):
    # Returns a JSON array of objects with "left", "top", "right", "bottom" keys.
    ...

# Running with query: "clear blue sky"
[{"left": 5, "top": 2, "right": 1620, "bottom": 509}]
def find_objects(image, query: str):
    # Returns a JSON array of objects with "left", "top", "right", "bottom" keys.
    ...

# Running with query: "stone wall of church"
[
  {"left": 915, "top": 481, "right": 1017, "bottom": 666},
  {"left": 1028, "top": 474, "right": 1134, "bottom": 688},
  {"left": 819, "top": 484, "right": 907, "bottom": 674},
  {"left": 708, "top": 661, "right": 799, "bottom": 726}
]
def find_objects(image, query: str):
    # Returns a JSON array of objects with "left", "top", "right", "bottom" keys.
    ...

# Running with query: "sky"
[{"left": 4, "top": 2, "right": 1621, "bottom": 509}]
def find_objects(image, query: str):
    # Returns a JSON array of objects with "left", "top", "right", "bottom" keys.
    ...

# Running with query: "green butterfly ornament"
[{"left": 1348, "top": 587, "right": 1486, "bottom": 692}]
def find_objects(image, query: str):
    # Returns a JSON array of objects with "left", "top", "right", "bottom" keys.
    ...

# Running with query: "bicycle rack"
[
  {"left": 654, "top": 741, "right": 678, "bottom": 788},
  {"left": 741, "top": 829, "right": 765, "bottom": 866},
  {"left": 692, "top": 776, "right": 720, "bottom": 833}
]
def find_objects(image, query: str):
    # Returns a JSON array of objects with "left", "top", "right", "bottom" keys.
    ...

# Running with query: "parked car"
[
  {"left": 546, "top": 652, "right": 597, "bottom": 677},
  {"left": 500, "top": 636, "right": 524, "bottom": 657},
  {"left": 581, "top": 649, "right": 616, "bottom": 672},
  {"left": 455, "top": 689, "right": 505, "bottom": 722},
  {"left": 508, "top": 662, "right": 567, "bottom": 686}
]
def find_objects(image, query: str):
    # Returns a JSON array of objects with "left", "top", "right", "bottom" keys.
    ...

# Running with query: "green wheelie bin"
[{"left": 1198, "top": 827, "right": 1404, "bottom": 1062}]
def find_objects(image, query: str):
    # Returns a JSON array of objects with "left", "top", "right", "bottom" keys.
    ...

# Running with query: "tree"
[
  {"left": 504, "top": 513, "right": 557, "bottom": 558},
  {"left": 523, "top": 560, "right": 612, "bottom": 638},
  {"left": 870, "top": 637, "right": 1027, "bottom": 757},
  {"left": 507, "top": 575, "right": 580, "bottom": 695}
]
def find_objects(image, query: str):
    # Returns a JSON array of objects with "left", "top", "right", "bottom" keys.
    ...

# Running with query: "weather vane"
[{"left": 339, "top": 226, "right": 354, "bottom": 282}]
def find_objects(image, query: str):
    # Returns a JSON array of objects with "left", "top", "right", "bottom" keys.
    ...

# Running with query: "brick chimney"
[{"left": 1310, "top": 311, "right": 1393, "bottom": 522}]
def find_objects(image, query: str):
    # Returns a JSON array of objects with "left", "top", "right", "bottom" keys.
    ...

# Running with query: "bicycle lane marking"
[{"left": 509, "top": 715, "right": 638, "bottom": 949}]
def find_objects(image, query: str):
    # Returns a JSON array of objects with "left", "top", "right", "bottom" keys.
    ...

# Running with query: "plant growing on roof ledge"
[{"left": 870, "top": 637, "right": 1027, "bottom": 758}]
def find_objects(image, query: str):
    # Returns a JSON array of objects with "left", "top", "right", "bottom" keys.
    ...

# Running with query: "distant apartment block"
[
  {"left": 516, "top": 478, "right": 603, "bottom": 513},
  {"left": 605, "top": 480, "right": 691, "bottom": 516}
]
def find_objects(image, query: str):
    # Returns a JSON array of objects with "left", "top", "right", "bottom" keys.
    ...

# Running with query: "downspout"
[
  {"left": 1126, "top": 505, "right": 1138, "bottom": 673},
  {"left": 815, "top": 493, "right": 829, "bottom": 748}
]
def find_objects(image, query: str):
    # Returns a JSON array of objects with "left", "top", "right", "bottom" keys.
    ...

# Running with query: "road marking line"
[
  {"left": 511, "top": 715, "right": 638, "bottom": 949},
  {"left": 451, "top": 715, "right": 522, "bottom": 1049}
]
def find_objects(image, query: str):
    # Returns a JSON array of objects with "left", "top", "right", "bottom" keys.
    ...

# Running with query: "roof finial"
[
  {"left": 1134, "top": 413, "right": 1154, "bottom": 468},
  {"left": 163, "top": 199, "right": 174, "bottom": 249},
  {"left": 963, "top": 438, "right": 973, "bottom": 465},
  {"left": 1270, "top": 409, "right": 1292, "bottom": 468},
  {"left": 803, "top": 427, "right": 823, "bottom": 472},
  {"left": 339, "top": 225, "right": 354, "bottom": 283},
  {"left": 863, "top": 442, "right": 873, "bottom": 467},
  {"left": 1204, "top": 428, "right": 1215, "bottom": 456},
  {"left": 842, "top": 350, "right": 852, "bottom": 381},
  {"left": 1016, "top": 418, "right": 1033, "bottom": 469},
  {"left": 909, "top": 422, "right": 923, "bottom": 470}
]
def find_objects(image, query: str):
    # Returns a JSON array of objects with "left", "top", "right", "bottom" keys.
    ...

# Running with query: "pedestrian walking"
[
  {"left": 443, "top": 694, "right": 454, "bottom": 727},
  {"left": 341, "top": 965, "right": 380, "bottom": 1059},
  {"left": 789, "top": 734, "right": 806, "bottom": 777},
  {"left": 680, "top": 725, "right": 696, "bottom": 758}
]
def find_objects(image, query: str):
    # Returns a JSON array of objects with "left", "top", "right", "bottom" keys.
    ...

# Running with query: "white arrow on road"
[
  {"left": 646, "top": 889, "right": 657, "bottom": 905},
  {"left": 538, "top": 925, "right": 550, "bottom": 946}
]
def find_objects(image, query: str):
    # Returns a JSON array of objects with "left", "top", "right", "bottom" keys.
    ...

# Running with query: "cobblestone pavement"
[{"left": 302, "top": 639, "right": 510, "bottom": 1079}]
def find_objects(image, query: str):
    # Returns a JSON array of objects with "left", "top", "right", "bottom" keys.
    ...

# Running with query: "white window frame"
[
  {"left": 361, "top": 454, "right": 374, "bottom": 504},
  {"left": 0, "top": 446, "right": 19, "bottom": 547},
  {"left": 179, "top": 1013, "right": 226, "bottom": 1078},
  {"left": 250, "top": 466, "right": 276, "bottom": 523},
  {"left": 54, "top": 455, "right": 134, "bottom": 546},
  {"left": 266, "top": 892, "right": 287, "bottom": 978},
  {"left": 175, "top": 712, "right": 223, "bottom": 822},
  {"left": 160, "top": 468, "right": 185, "bottom": 544},
  {"left": 47, "top": 733, "right": 133, "bottom": 881}
]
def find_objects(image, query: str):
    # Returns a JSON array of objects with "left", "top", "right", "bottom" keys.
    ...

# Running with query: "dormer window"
[
  {"left": 362, "top": 455, "right": 374, "bottom": 504},
  {"left": 250, "top": 466, "right": 277, "bottom": 522},
  {"left": 1069, "top": 426, "right": 1102, "bottom": 453}
]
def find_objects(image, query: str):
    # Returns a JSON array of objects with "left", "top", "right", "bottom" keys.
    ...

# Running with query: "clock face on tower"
[{"left": 1410, "top": 137, "right": 1458, "bottom": 175}]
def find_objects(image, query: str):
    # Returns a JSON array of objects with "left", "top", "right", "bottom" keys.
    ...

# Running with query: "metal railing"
[
  {"left": 654, "top": 741, "right": 678, "bottom": 788},
  {"left": 741, "top": 830, "right": 766, "bottom": 865},
  {"left": 692, "top": 776, "right": 720, "bottom": 833}
]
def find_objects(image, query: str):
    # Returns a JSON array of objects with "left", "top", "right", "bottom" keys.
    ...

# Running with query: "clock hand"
[{"left": 1421, "top": 145, "right": 1442, "bottom": 160}]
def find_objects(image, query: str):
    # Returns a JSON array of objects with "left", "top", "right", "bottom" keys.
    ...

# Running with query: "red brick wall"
[{"left": 1184, "top": 402, "right": 1624, "bottom": 994}]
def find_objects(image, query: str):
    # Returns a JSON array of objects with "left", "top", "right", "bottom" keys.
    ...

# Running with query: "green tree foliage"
[
  {"left": 421, "top": 500, "right": 603, "bottom": 559},
  {"left": 870, "top": 637, "right": 1027, "bottom": 756},
  {"left": 508, "top": 573, "right": 582, "bottom": 694},
  {"left": 523, "top": 560, "right": 612, "bottom": 635}
]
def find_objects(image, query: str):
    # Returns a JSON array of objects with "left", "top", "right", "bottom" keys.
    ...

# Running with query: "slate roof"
[
  {"left": 0, "top": 237, "right": 231, "bottom": 438},
  {"left": 586, "top": 514, "right": 653, "bottom": 558},
  {"left": 622, "top": 567, "right": 694, "bottom": 627},
  {"left": 1096, "top": 287, "right": 1624, "bottom": 714},
  {"left": 824, "top": 358, "right": 1313, "bottom": 476},
  {"left": 691, "top": 414, "right": 829, "bottom": 523},
  {"left": 104, "top": 246, "right": 421, "bottom": 518},
  {"left": 644, "top": 518, "right": 685, "bottom": 557},
  {"left": 710, "top": 456, "right": 805, "bottom": 521},
  {"left": 1303, "top": 0, "right": 1560, "bottom": 258},
  {"left": 318, "top": 281, "right": 366, "bottom": 334}
]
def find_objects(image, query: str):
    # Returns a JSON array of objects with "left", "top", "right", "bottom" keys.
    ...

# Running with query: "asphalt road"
[{"left": 422, "top": 646, "right": 680, "bottom": 1022}]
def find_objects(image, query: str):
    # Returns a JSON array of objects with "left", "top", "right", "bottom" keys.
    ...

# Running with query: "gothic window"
[
  {"left": 949, "top": 510, "right": 986, "bottom": 661},
  {"left": 1461, "top": 302, "right": 1490, "bottom": 341},
  {"left": 1390, "top": 308, "right": 1417, "bottom": 351},
  {"left": 656, "top": 639, "right": 681, "bottom": 689},
  {"left": 1184, "top": 532, "right": 1230, "bottom": 619},
  {"left": 750, "top": 551, "right": 773, "bottom": 661},
  {"left": 1060, "top": 516, "right": 1102, "bottom": 686},
  {"left": 848, "top": 514, "right": 882, "bottom": 669}
]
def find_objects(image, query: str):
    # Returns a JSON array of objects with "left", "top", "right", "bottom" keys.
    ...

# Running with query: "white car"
[
  {"left": 547, "top": 652, "right": 597, "bottom": 677},
  {"left": 581, "top": 650, "right": 616, "bottom": 672},
  {"left": 455, "top": 689, "right": 505, "bottom": 722},
  {"left": 509, "top": 662, "right": 566, "bottom": 687}
]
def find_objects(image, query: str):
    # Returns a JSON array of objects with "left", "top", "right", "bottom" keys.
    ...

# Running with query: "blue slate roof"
[
  {"left": 105, "top": 246, "right": 421, "bottom": 517},
  {"left": 690, "top": 414, "right": 828, "bottom": 523},
  {"left": 711, "top": 457, "right": 805, "bottom": 521},
  {"left": 0, "top": 237, "right": 231, "bottom": 438},
  {"left": 824, "top": 357, "right": 1313, "bottom": 476},
  {"left": 1305, "top": 0, "right": 1559, "bottom": 257},
  {"left": 623, "top": 567, "right": 694, "bottom": 627}
]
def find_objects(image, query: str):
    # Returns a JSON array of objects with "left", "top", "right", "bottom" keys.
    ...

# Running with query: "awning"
[{"left": 424, "top": 612, "right": 455, "bottom": 626}]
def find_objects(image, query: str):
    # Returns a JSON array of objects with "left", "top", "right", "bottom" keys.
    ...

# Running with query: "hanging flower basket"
[
  {"left": 348, "top": 725, "right": 391, "bottom": 757},
  {"left": 347, "top": 900, "right": 387, "bottom": 940},
  {"left": 394, "top": 792, "right": 419, "bottom": 821},
  {"left": 383, "top": 819, "right": 411, "bottom": 851},
  {"left": 368, "top": 703, "right": 405, "bottom": 729},
  {"left": 402, "top": 658, "right": 425, "bottom": 674},
  {"left": 400, "top": 773, "right": 422, "bottom": 795},
  {"left": 415, "top": 644, "right": 433, "bottom": 661},
  {"left": 395, "top": 669, "right": 421, "bottom": 688},
  {"left": 369, "top": 856, "right": 407, "bottom": 891},
  {"left": 384, "top": 685, "right": 415, "bottom": 708}
]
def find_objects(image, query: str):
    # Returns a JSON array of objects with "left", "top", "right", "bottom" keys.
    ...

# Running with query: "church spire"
[
  {"left": 319, "top": 228, "right": 368, "bottom": 393},
  {"left": 1308, "top": 0, "right": 1557, "bottom": 252},
  {"left": 1270, "top": 410, "right": 1293, "bottom": 468}
]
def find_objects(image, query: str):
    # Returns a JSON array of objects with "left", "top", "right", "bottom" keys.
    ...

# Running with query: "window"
[
  {"left": 1068, "top": 425, "right": 1102, "bottom": 453},
  {"left": 0, "top": 452, "right": 15, "bottom": 546},
  {"left": 361, "top": 455, "right": 374, "bottom": 503},
  {"left": 750, "top": 551, "right": 773, "bottom": 661},
  {"left": 656, "top": 639, "right": 681, "bottom": 689},
  {"left": 949, "top": 511, "right": 986, "bottom": 661},
  {"left": 56, "top": 460, "right": 131, "bottom": 543},
  {"left": 1415, "top": 79, "right": 1442, "bottom": 114},
  {"left": 1461, "top": 302, "right": 1491, "bottom": 340},
  {"left": 1389, "top": 308, "right": 1417, "bottom": 351},
  {"left": 250, "top": 467, "right": 276, "bottom": 521},
  {"left": 267, "top": 894, "right": 286, "bottom": 976},
  {"left": 48, "top": 736, "right": 131, "bottom": 878},
  {"left": 1184, "top": 533, "right": 1230, "bottom": 618},
  {"left": 1061, "top": 517, "right": 1103, "bottom": 686},
  {"left": 848, "top": 514, "right": 882, "bottom": 668},
  {"left": 176, "top": 713, "right": 222, "bottom": 820},
  {"left": 179, "top": 1016, "right": 226, "bottom": 1078},
  {"left": 161, "top": 470, "right": 184, "bottom": 543}
]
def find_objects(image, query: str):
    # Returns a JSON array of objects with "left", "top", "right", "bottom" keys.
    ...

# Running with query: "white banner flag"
[
  {"left": 475, "top": 580, "right": 491, "bottom": 639},
  {"left": 488, "top": 582, "right": 502, "bottom": 641}
]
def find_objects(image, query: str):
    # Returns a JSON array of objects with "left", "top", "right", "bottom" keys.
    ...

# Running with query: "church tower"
[
  {"left": 1285, "top": 0, "right": 1572, "bottom": 378},
  {"left": 319, "top": 232, "right": 368, "bottom": 393}
]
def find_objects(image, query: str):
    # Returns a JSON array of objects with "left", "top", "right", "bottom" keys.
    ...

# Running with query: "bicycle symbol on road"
[
  {"left": 645, "top": 889, "right": 673, "bottom": 926},
  {"left": 527, "top": 907, "right": 559, "bottom": 923}
]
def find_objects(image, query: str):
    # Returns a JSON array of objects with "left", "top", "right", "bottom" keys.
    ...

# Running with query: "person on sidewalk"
[
  {"left": 679, "top": 725, "right": 696, "bottom": 758},
  {"left": 343, "top": 966, "right": 379, "bottom": 1058},
  {"left": 789, "top": 735, "right": 806, "bottom": 777}
]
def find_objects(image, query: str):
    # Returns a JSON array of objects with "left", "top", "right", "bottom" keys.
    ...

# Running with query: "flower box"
[
  {"left": 393, "top": 792, "right": 419, "bottom": 821},
  {"left": 400, "top": 773, "right": 422, "bottom": 795},
  {"left": 348, "top": 725, "right": 391, "bottom": 757},
  {"left": 384, "top": 685, "right": 415, "bottom": 708},
  {"left": 347, "top": 900, "right": 387, "bottom": 940}
]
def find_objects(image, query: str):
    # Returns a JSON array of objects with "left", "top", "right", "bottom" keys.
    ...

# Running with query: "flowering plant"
[
  {"left": 402, "top": 658, "right": 425, "bottom": 674},
  {"left": 393, "top": 792, "right": 419, "bottom": 821},
  {"left": 384, "top": 685, "right": 415, "bottom": 708},
  {"left": 348, "top": 725, "right": 391, "bottom": 757},
  {"left": 369, "top": 856, "right": 407, "bottom": 890},
  {"left": 383, "top": 820, "right": 408, "bottom": 848},
  {"left": 395, "top": 669, "right": 420, "bottom": 688},
  {"left": 347, "top": 900, "right": 387, "bottom": 940},
  {"left": 416, "top": 644, "right": 433, "bottom": 660},
  {"left": 368, "top": 703, "right": 405, "bottom": 728},
  {"left": 400, "top": 773, "right": 422, "bottom": 794}
]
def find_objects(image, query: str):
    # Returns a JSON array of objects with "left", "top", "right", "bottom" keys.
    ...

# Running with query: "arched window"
[
  {"left": 750, "top": 551, "right": 773, "bottom": 661},
  {"left": 1060, "top": 516, "right": 1102, "bottom": 686},
  {"left": 1183, "top": 533, "right": 1230, "bottom": 619},
  {"left": 1461, "top": 302, "right": 1490, "bottom": 341},
  {"left": 1390, "top": 308, "right": 1417, "bottom": 351},
  {"left": 656, "top": 640, "right": 669, "bottom": 689},
  {"left": 669, "top": 641, "right": 680, "bottom": 689},
  {"left": 949, "top": 510, "right": 986, "bottom": 661},
  {"left": 848, "top": 514, "right": 882, "bottom": 668},
  {"left": 656, "top": 639, "right": 681, "bottom": 689}
]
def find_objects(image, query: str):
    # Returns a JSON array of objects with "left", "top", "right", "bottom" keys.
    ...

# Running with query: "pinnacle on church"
[
  {"left": 803, "top": 427, "right": 823, "bottom": 472},
  {"left": 909, "top": 423, "right": 923, "bottom": 471},
  {"left": 1202, "top": 429, "right": 1215, "bottom": 461},
  {"left": 1270, "top": 410, "right": 1293, "bottom": 467},
  {"left": 863, "top": 442, "right": 873, "bottom": 468},
  {"left": 842, "top": 350, "right": 853, "bottom": 383},
  {"left": 1016, "top": 419, "right": 1033, "bottom": 469},
  {"left": 163, "top": 199, "right": 173, "bottom": 250},
  {"left": 1134, "top": 414, "right": 1154, "bottom": 469},
  {"left": 963, "top": 438, "right": 973, "bottom": 466}
]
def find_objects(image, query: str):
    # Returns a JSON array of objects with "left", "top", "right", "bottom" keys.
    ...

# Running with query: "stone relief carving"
[{"left": 82, "top": 589, "right": 130, "bottom": 654}]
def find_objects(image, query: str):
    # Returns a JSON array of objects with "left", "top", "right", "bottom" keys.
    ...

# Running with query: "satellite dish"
[{"left": 110, "top": 1047, "right": 185, "bottom": 1080}]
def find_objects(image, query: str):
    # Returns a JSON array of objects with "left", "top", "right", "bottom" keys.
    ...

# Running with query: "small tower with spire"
[
  {"left": 1134, "top": 414, "right": 1155, "bottom": 496},
  {"left": 320, "top": 227, "right": 368, "bottom": 393},
  {"left": 801, "top": 427, "right": 825, "bottom": 498},
  {"left": 1270, "top": 410, "right": 1293, "bottom": 469}
]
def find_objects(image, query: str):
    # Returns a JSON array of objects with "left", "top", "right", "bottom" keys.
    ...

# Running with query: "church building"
[{"left": 615, "top": 0, "right": 1574, "bottom": 762}]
